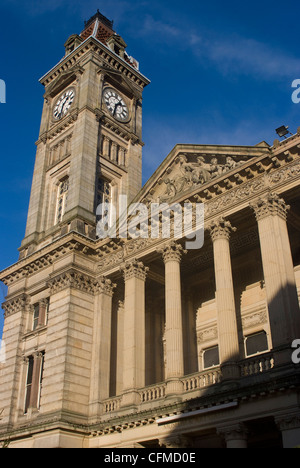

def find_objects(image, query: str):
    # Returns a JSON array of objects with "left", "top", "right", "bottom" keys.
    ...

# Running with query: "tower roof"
[
  {"left": 78, "top": 10, "right": 139, "bottom": 70},
  {"left": 80, "top": 10, "right": 115, "bottom": 45}
]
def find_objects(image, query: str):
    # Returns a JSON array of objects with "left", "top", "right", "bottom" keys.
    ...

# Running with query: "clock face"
[
  {"left": 103, "top": 88, "right": 129, "bottom": 122},
  {"left": 53, "top": 88, "right": 75, "bottom": 120}
]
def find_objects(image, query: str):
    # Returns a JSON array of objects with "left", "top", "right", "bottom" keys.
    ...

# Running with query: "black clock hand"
[{"left": 113, "top": 100, "right": 122, "bottom": 115}]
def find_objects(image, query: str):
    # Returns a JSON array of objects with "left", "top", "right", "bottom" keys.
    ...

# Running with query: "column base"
[
  {"left": 165, "top": 378, "right": 184, "bottom": 397},
  {"left": 273, "top": 344, "right": 294, "bottom": 367},
  {"left": 121, "top": 390, "right": 140, "bottom": 408},
  {"left": 220, "top": 362, "right": 240, "bottom": 382}
]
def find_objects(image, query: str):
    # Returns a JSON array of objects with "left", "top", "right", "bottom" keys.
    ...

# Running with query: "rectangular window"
[
  {"left": 203, "top": 346, "right": 220, "bottom": 369},
  {"left": 245, "top": 331, "right": 268, "bottom": 357},
  {"left": 24, "top": 352, "right": 45, "bottom": 414},
  {"left": 55, "top": 178, "right": 69, "bottom": 224},
  {"left": 96, "top": 177, "right": 112, "bottom": 238},
  {"left": 37, "top": 352, "right": 45, "bottom": 409},
  {"left": 24, "top": 356, "right": 34, "bottom": 414},
  {"left": 32, "top": 304, "right": 40, "bottom": 330}
]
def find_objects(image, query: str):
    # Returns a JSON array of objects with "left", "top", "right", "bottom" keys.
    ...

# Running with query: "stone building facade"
[{"left": 1, "top": 12, "right": 300, "bottom": 448}]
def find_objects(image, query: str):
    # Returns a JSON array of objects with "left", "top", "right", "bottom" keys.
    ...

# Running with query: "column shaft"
[
  {"left": 209, "top": 218, "right": 240, "bottom": 380},
  {"left": 89, "top": 277, "right": 115, "bottom": 418},
  {"left": 121, "top": 260, "right": 148, "bottom": 406},
  {"left": 159, "top": 242, "right": 186, "bottom": 394},
  {"left": 251, "top": 193, "right": 300, "bottom": 354}
]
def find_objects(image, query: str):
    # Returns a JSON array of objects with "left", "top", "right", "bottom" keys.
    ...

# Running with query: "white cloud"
[{"left": 136, "top": 15, "right": 300, "bottom": 81}]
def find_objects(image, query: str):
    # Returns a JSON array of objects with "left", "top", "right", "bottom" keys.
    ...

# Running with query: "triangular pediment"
[
  {"left": 98, "top": 65, "right": 141, "bottom": 98},
  {"left": 134, "top": 143, "right": 270, "bottom": 207},
  {"left": 44, "top": 66, "right": 84, "bottom": 98}
]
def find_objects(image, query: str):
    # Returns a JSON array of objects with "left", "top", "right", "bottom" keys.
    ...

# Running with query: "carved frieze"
[{"left": 159, "top": 153, "right": 249, "bottom": 203}]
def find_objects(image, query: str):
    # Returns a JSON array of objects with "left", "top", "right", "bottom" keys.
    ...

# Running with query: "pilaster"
[
  {"left": 89, "top": 277, "right": 116, "bottom": 421},
  {"left": 121, "top": 260, "right": 148, "bottom": 407}
]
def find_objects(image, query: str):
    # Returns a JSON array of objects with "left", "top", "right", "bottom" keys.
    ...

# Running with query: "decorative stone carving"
[
  {"left": 95, "top": 276, "right": 116, "bottom": 296},
  {"left": 250, "top": 192, "right": 290, "bottom": 222},
  {"left": 275, "top": 412, "right": 300, "bottom": 431},
  {"left": 2, "top": 294, "right": 30, "bottom": 318},
  {"left": 208, "top": 217, "right": 237, "bottom": 242},
  {"left": 197, "top": 325, "right": 218, "bottom": 343},
  {"left": 160, "top": 153, "right": 248, "bottom": 202},
  {"left": 121, "top": 259, "right": 149, "bottom": 282},
  {"left": 158, "top": 241, "right": 187, "bottom": 264},
  {"left": 159, "top": 435, "right": 193, "bottom": 449},
  {"left": 217, "top": 423, "right": 248, "bottom": 444},
  {"left": 48, "top": 270, "right": 98, "bottom": 295}
]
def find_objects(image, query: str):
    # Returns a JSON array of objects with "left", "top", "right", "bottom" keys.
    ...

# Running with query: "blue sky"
[{"left": 0, "top": 0, "right": 300, "bottom": 336}]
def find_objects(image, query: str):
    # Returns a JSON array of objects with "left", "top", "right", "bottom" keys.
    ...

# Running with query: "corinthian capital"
[
  {"left": 209, "top": 217, "right": 237, "bottom": 242},
  {"left": 95, "top": 276, "right": 116, "bottom": 296},
  {"left": 250, "top": 192, "right": 290, "bottom": 222},
  {"left": 121, "top": 259, "right": 149, "bottom": 282},
  {"left": 158, "top": 241, "right": 187, "bottom": 264}
]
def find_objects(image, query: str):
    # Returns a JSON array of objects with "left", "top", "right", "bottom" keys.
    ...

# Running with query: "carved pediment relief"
[
  {"left": 44, "top": 65, "right": 84, "bottom": 99},
  {"left": 145, "top": 152, "right": 251, "bottom": 204},
  {"left": 99, "top": 65, "right": 142, "bottom": 99}
]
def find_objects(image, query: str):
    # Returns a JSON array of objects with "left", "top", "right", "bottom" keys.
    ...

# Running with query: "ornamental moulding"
[
  {"left": 2, "top": 294, "right": 30, "bottom": 318},
  {"left": 120, "top": 259, "right": 149, "bottom": 281},
  {"left": 47, "top": 269, "right": 113, "bottom": 295},
  {"left": 250, "top": 192, "right": 290, "bottom": 222}
]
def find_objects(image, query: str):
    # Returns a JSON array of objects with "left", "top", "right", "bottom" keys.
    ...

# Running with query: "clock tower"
[{"left": 20, "top": 11, "right": 150, "bottom": 258}]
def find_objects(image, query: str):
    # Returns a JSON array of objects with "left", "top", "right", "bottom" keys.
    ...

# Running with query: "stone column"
[
  {"left": 121, "top": 260, "right": 148, "bottom": 406},
  {"left": 116, "top": 300, "right": 124, "bottom": 396},
  {"left": 118, "top": 147, "right": 126, "bottom": 166},
  {"left": 38, "top": 299, "right": 48, "bottom": 328},
  {"left": 251, "top": 193, "right": 300, "bottom": 362},
  {"left": 89, "top": 277, "right": 116, "bottom": 419},
  {"left": 209, "top": 218, "right": 240, "bottom": 380},
  {"left": 102, "top": 136, "right": 110, "bottom": 158},
  {"left": 159, "top": 241, "right": 186, "bottom": 395},
  {"left": 111, "top": 142, "right": 118, "bottom": 163},
  {"left": 217, "top": 423, "right": 248, "bottom": 448}
]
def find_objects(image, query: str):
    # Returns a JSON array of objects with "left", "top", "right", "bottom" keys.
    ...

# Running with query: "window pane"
[
  {"left": 203, "top": 346, "right": 220, "bottom": 369},
  {"left": 24, "top": 356, "right": 34, "bottom": 413},
  {"left": 33, "top": 304, "right": 39, "bottom": 330},
  {"left": 245, "top": 331, "right": 268, "bottom": 356}
]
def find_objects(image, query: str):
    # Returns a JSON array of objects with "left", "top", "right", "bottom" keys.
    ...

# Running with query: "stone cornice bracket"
[
  {"left": 95, "top": 276, "right": 116, "bottom": 296},
  {"left": 275, "top": 412, "right": 300, "bottom": 431},
  {"left": 2, "top": 293, "right": 30, "bottom": 318},
  {"left": 120, "top": 259, "right": 149, "bottom": 282},
  {"left": 157, "top": 241, "right": 187, "bottom": 264},
  {"left": 208, "top": 217, "right": 237, "bottom": 242},
  {"left": 250, "top": 192, "right": 290, "bottom": 222},
  {"left": 47, "top": 270, "right": 97, "bottom": 295},
  {"left": 159, "top": 436, "right": 193, "bottom": 449},
  {"left": 217, "top": 422, "right": 248, "bottom": 443}
]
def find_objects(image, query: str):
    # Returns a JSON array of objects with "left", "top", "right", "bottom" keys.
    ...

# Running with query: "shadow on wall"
[{"left": 138, "top": 278, "right": 300, "bottom": 449}]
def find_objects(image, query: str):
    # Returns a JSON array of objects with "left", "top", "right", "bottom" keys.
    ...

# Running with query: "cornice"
[
  {"left": 1, "top": 146, "right": 300, "bottom": 284},
  {"left": 0, "top": 233, "right": 96, "bottom": 286},
  {"left": 40, "top": 36, "right": 150, "bottom": 90}
]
